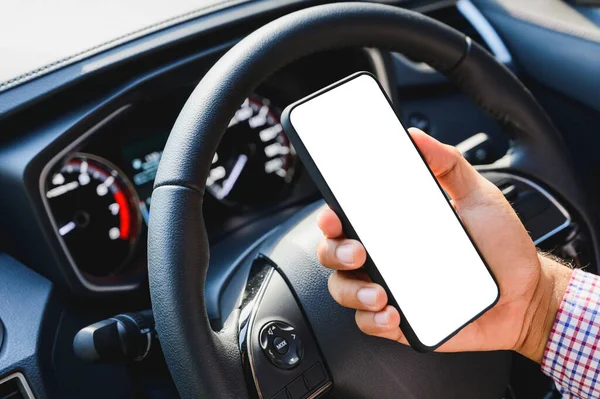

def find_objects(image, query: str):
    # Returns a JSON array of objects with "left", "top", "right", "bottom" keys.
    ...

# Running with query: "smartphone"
[{"left": 281, "top": 72, "right": 499, "bottom": 352}]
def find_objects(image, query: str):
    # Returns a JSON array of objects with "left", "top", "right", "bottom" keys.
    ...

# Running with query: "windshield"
[{"left": 0, "top": 0, "right": 245, "bottom": 91}]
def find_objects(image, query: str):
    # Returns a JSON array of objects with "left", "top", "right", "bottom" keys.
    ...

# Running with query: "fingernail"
[
  {"left": 335, "top": 244, "right": 354, "bottom": 265},
  {"left": 374, "top": 310, "right": 389, "bottom": 326},
  {"left": 357, "top": 287, "right": 378, "bottom": 307}
]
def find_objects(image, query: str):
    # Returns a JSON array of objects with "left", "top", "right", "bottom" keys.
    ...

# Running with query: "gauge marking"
[
  {"left": 248, "top": 106, "right": 269, "bottom": 128},
  {"left": 109, "top": 227, "right": 120, "bottom": 240},
  {"left": 109, "top": 203, "right": 120, "bottom": 216},
  {"left": 264, "top": 142, "right": 289, "bottom": 157},
  {"left": 78, "top": 173, "right": 91, "bottom": 185},
  {"left": 96, "top": 184, "right": 108, "bottom": 196},
  {"left": 46, "top": 181, "right": 79, "bottom": 198},
  {"left": 229, "top": 99, "right": 252, "bottom": 127},
  {"left": 58, "top": 221, "right": 76, "bottom": 236},
  {"left": 264, "top": 157, "right": 284, "bottom": 174},
  {"left": 259, "top": 124, "right": 282, "bottom": 142},
  {"left": 236, "top": 106, "right": 253, "bottom": 122},
  {"left": 52, "top": 173, "right": 65, "bottom": 185},
  {"left": 207, "top": 165, "right": 226, "bottom": 186}
]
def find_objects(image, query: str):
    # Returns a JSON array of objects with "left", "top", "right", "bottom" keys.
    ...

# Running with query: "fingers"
[
  {"left": 317, "top": 208, "right": 343, "bottom": 238},
  {"left": 408, "top": 127, "right": 495, "bottom": 205},
  {"left": 316, "top": 207, "right": 366, "bottom": 270},
  {"left": 355, "top": 306, "right": 409, "bottom": 344},
  {"left": 327, "top": 271, "right": 408, "bottom": 345},
  {"left": 317, "top": 237, "right": 367, "bottom": 270},
  {"left": 328, "top": 271, "right": 388, "bottom": 311},
  {"left": 327, "top": 271, "right": 409, "bottom": 345},
  {"left": 317, "top": 208, "right": 367, "bottom": 270}
]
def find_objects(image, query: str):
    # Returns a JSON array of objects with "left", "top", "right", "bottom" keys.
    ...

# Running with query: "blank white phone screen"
[{"left": 289, "top": 74, "right": 498, "bottom": 347}]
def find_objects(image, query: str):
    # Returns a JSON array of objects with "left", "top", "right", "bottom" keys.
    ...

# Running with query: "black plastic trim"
[
  {"left": 0, "top": 254, "right": 57, "bottom": 399},
  {"left": 0, "top": 373, "right": 36, "bottom": 399}
]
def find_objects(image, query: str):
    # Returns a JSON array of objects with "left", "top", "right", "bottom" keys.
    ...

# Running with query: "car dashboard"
[
  {"left": 0, "top": 1, "right": 514, "bottom": 296},
  {"left": 1, "top": 47, "right": 390, "bottom": 294}
]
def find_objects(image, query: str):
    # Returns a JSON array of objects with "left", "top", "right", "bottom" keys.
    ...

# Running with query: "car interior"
[{"left": 0, "top": 0, "right": 599, "bottom": 398}]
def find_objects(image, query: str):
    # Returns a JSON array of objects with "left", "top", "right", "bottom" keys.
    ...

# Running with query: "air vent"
[{"left": 0, "top": 374, "right": 35, "bottom": 399}]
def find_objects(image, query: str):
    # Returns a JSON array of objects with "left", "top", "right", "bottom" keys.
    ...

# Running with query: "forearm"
[
  {"left": 516, "top": 254, "right": 573, "bottom": 363},
  {"left": 516, "top": 254, "right": 600, "bottom": 399}
]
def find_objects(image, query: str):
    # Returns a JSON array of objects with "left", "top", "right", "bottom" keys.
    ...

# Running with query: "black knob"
[
  {"left": 73, "top": 310, "right": 155, "bottom": 363},
  {"left": 260, "top": 321, "right": 303, "bottom": 369}
]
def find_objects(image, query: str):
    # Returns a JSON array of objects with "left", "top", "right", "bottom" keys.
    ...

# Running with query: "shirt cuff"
[{"left": 541, "top": 268, "right": 600, "bottom": 399}]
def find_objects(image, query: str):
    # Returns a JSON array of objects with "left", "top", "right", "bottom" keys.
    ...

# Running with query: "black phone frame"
[{"left": 281, "top": 71, "right": 499, "bottom": 352}]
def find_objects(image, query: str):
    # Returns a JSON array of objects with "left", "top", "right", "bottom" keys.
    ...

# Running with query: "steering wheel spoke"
[{"left": 238, "top": 255, "right": 333, "bottom": 399}]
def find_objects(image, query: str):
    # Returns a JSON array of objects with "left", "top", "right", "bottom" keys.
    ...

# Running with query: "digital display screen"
[
  {"left": 287, "top": 74, "right": 498, "bottom": 347},
  {"left": 120, "top": 131, "right": 169, "bottom": 223}
]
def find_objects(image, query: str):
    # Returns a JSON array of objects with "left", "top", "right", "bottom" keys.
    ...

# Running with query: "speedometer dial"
[
  {"left": 45, "top": 153, "right": 141, "bottom": 276},
  {"left": 207, "top": 94, "right": 295, "bottom": 207}
]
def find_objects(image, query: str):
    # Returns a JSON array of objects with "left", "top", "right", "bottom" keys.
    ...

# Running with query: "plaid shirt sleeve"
[{"left": 541, "top": 268, "right": 600, "bottom": 399}]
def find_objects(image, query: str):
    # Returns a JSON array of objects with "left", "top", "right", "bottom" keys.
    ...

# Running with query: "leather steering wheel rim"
[{"left": 148, "top": 3, "right": 591, "bottom": 398}]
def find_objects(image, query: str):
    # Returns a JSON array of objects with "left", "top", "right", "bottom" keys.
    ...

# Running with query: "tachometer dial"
[
  {"left": 207, "top": 94, "right": 295, "bottom": 207},
  {"left": 45, "top": 153, "right": 141, "bottom": 276}
]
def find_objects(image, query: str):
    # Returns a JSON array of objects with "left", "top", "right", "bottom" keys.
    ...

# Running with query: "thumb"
[{"left": 408, "top": 128, "right": 493, "bottom": 204}]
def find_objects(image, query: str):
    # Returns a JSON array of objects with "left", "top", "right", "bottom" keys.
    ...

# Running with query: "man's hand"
[{"left": 316, "top": 127, "right": 573, "bottom": 362}]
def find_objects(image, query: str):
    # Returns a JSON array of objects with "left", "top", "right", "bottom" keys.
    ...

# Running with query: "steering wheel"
[{"left": 148, "top": 3, "right": 596, "bottom": 398}]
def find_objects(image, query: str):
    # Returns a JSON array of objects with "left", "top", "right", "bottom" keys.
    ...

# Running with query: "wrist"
[{"left": 516, "top": 255, "right": 573, "bottom": 363}]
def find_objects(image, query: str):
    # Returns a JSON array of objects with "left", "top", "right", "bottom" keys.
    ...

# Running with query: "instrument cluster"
[{"left": 43, "top": 90, "right": 301, "bottom": 279}]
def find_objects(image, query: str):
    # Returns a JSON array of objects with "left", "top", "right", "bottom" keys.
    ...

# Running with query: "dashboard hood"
[{"left": 0, "top": 0, "right": 248, "bottom": 93}]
